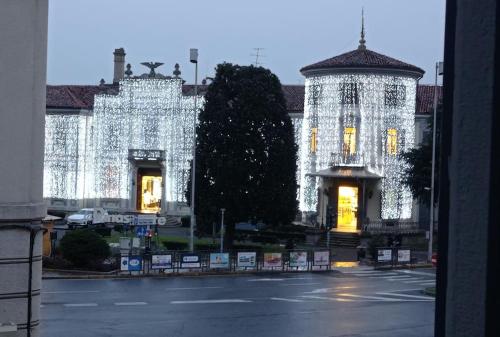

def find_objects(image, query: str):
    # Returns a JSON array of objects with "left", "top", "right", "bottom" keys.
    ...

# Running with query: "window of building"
[
  {"left": 343, "top": 127, "right": 356, "bottom": 155},
  {"left": 310, "top": 128, "right": 318, "bottom": 153},
  {"left": 385, "top": 84, "right": 406, "bottom": 107},
  {"left": 387, "top": 128, "right": 398, "bottom": 155},
  {"left": 339, "top": 82, "right": 360, "bottom": 105}
]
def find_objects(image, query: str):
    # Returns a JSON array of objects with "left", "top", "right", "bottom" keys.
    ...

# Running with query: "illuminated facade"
[{"left": 298, "top": 31, "right": 425, "bottom": 230}]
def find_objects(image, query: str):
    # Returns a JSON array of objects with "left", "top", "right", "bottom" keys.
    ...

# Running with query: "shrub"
[
  {"left": 181, "top": 216, "right": 190, "bottom": 228},
  {"left": 59, "top": 229, "right": 110, "bottom": 267},
  {"left": 367, "top": 235, "right": 386, "bottom": 261},
  {"left": 162, "top": 240, "right": 188, "bottom": 251}
]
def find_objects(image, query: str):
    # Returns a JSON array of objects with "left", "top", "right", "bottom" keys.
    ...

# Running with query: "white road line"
[
  {"left": 63, "top": 303, "right": 98, "bottom": 307},
  {"left": 402, "top": 279, "right": 429, "bottom": 284},
  {"left": 165, "top": 286, "right": 223, "bottom": 291},
  {"left": 367, "top": 273, "right": 400, "bottom": 278},
  {"left": 247, "top": 278, "right": 285, "bottom": 282},
  {"left": 283, "top": 277, "right": 313, "bottom": 280},
  {"left": 114, "top": 302, "right": 148, "bottom": 306},
  {"left": 379, "top": 275, "right": 416, "bottom": 279},
  {"left": 281, "top": 283, "right": 321, "bottom": 286},
  {"left": 270, "top": 297, "right": 304, "bottom": 302},
  {"left": 399, "top": 270, "right": 436, "bottom": 277},
  {"left": 419, "top": 282, "right": 436, "bottom": 286},
  {"left": 300, "top": 295, "right": 355, "bottom": 302},
  {"left": 376, "top": 292, "right": 434, "bottom": 300},
  {"left": 386, "top": 277, "right": 417, "bottom": 281},
  {"left": 171, "top": 299, "right": 252, "bottom": 304},
  {"left": 43, "top": 290, "right": 100, "bottom": 294},
  {"left": 337, "top": 293, "right": 401, "bottom": 302}
]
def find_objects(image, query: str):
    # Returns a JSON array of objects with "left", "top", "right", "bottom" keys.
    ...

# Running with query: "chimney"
[{"left": 113, "top": 48, "right": 126, "bottom": 84}]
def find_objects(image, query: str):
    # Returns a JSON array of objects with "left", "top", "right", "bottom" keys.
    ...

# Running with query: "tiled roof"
[
  {"left": 300, "top": 48, "right": 425, "bottom": 76},
  {"left": 46, "top": 85, "right": 118, "bottom": 109},
  {"left": 45, "top": 83, "right": 439, "bottom": 115},
  {"left": 416, "top": 85, "right": 442, "bottom": 114}
]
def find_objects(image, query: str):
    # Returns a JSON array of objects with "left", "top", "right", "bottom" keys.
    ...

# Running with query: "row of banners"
[
  {"left": 377, "top": 248, "right": 411, "bottom": 263},
  {"left": 120, "top": 251, "right": 330, "bottom": 271}
]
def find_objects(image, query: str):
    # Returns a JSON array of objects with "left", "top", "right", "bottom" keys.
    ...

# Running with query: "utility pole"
[
  {"left": 428, "top": 61, "right": 443, "bottom": 263},
  {"left": 220, "top": 208, "right": 225, "bottom": 253},
  {"left": 189, "top": 48, "right": 199, "bottom": 252}
]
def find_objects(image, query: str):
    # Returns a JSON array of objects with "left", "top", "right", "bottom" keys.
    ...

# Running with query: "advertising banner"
[
  {"left": 209, "top": 253, "right": 230, "bottom": 269},
  {"left": 121, "top": 256, "right": 142, "bottom": 271},
  {"left": 181, "top": 254, "right": 201, "bottom": 268},
  {"left": 151, "top": 254, "right": 172, "bottom": 269},
  {"left": 237, "top": 252, "right": 256, "bottom": 268},
  {"left": 289, "top": 251, "right": 308, "bottom": 268},
  {"left": 377, "top": 249, "right": 393, "bottom": 262},
  {"left": 397, "top": 249, "right": 411, "bottom": 263},
  {"left": 313, "top": 250, "right": 330, "bottom": 266},
  {"left": 263, "top": 252, "right": 282, "bottom": 268}
]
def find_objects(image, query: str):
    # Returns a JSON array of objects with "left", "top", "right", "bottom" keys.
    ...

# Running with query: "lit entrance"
[
  {"left": 337, "top": 186, "right": 358, "bottom": 232},
  {"left": 137, "top": 168, "right": 162, "bottom": 212}
]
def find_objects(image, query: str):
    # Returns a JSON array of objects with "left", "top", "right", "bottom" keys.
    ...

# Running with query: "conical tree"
[{"left": 186, "top": 63, "right": 298, "bottom": 247}]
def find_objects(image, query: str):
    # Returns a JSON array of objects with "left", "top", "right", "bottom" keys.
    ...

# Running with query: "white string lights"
[
  {"left": 43, "top": 78, "right": 201, "bottom": 209},
  {"left": 298, "top": 72, "right": 417, "bottom": 220}
]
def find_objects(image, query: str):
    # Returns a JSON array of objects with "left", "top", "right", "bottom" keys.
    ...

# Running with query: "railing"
[
  {"left": 363, "top": 221, "right": 422, "bottom": 234},
  {"left": 329, "top": 152, "right": 364, "bottom": 167}
]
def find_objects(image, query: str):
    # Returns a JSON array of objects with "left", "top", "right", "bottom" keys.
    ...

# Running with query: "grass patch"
[{"left": 423, "top": 287, "right": 436, "bottom": 297}]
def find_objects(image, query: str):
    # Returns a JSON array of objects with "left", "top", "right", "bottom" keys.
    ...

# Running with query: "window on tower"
[
  {"left": 310, "top": 127, "right": 318, "bottom": 153},
  {"left": 339, "top": 82, "right": 360, "bottom": 105},
  {"left": 387, "top": 128, "right": 398, "bottom": 155},
  {"left": 385, "top": 84, "right": 406, "bottom": 107},
  {"left": 343, "top": 127, "right": 356, "bottom": 155}
]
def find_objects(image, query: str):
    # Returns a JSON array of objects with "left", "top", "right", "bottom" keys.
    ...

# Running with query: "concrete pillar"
[
  {"left": 435, "top": 0, "right": 500, "bottom": 336},
  {"left": 0, "top": 1, "right": 48, "bottom": 337},
  {"left": 113, "top": 48, "right": 126, "bottom": 84}
]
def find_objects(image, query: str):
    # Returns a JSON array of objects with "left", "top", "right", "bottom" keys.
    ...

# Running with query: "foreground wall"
[{"left": 0, "top": 1, "right": 48, "bottom": 336}]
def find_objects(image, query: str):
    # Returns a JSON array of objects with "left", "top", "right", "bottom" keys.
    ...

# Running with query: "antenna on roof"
[
  {"left": 358, "top": 8, "right": 367, "bottom": 50},
  {"left": 251, "top": 48, "right": 265, "bottom": 66}
]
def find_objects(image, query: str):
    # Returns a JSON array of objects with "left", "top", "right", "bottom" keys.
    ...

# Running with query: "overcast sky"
[{"left": 47, "top": 0, "right": 446, "bottom": 86}]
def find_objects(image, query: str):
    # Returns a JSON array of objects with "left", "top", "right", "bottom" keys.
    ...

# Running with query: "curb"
[{"left": 42, "top": 269, "right": 340, "bottom": 280}]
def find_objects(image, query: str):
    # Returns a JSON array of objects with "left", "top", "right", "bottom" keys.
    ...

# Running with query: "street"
[{"left": 40, "top": 268, "right": 435, "bottom": 337}]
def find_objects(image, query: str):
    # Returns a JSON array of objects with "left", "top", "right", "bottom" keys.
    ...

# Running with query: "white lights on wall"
[
  {"left": 298, "top": 73, "right": 417, "bottom": 220},
  {"left": 43, "top": 78, "right": 202, "bottom": 207}
]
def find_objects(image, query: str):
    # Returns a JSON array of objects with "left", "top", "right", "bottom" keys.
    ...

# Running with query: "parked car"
[{"left": 66, "top": 208, "right": 109, "bottom": 229}]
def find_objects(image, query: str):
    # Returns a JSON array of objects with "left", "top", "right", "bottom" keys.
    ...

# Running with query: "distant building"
[{"left": 43, "top": 47, "right": 440, "bottom": 225}]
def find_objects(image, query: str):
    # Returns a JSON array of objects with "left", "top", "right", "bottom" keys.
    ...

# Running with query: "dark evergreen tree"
[
  {"left": 401, "top": 103, "right": 441, "bottom": 206},
  {"left": 186, "top": 63, "right": 298, "bottom": 247}
]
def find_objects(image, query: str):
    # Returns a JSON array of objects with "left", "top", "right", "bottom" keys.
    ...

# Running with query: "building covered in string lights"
[
  {"left": 43, "top": 46, "right": 438, "bottom": 226},
  {"left": 297, "top": 23, "right": 428, "bottom": 232}
]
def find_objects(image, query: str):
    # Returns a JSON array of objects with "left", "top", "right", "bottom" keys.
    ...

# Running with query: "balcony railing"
[
  {"left": 329, "top": 152, "right": 364, "bottom": 167},
  {"left": 362, "top": 221, "right": 422, "bottom": 234}
]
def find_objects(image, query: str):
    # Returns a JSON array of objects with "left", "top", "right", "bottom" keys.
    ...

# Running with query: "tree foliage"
[
  {"left": 59, "top": 229, "right": 110, "bottom": 267},
  {"left": 186, "top": 63, "right": 298, "bottom": 246},
  {"left": 401, "top": 103, "right": 441, "bottom": 206}
]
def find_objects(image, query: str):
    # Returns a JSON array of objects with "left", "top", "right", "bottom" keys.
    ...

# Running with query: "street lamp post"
[
  {"left": 220, "top": 208, "right": 225, "bottom": 253},
  {"left": 428, "top": 61, "right": 443, "bottom": 263},
  {"left": 189, "top": 48, "right": 198, "bottom": 252}
]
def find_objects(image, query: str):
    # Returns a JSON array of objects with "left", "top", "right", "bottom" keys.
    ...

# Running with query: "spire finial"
[{"left": 358, "top": 8, "right": 366, "bottom": 50}]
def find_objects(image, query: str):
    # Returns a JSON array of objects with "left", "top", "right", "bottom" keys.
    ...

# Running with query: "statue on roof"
[{"left": 140, "top": 62, "right": 164, "bottom": 78}]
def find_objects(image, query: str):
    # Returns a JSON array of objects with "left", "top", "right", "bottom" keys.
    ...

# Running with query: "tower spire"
[{"left": 358, "top": 8, "right": 366, "bottom": 50}]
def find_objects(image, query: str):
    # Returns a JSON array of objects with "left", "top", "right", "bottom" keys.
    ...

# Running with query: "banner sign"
[
  {"left": 289, "top": 251, "right": 308, "bottom": 268},
  {"left": 152, "top": 254, "right": 172, "bottom": 269},
  {"left": 237, "top": 252, "right": 256, "bottom": 268},
  {"left": 397, "top": 249, "right": 411, "bottom": 263},
  {"left": 377, "top": 249, "right": 393, "bottom": 262},
  {"left": 313, "top": 250, "right": 330, "bottom": 266},
  {"left": 121, "top": 256, "right": 142, "bottom": 271},
  {"left": 263, "top": 252, "right": 282, "bottom": 268},
  {"left": 181, "top": 254, "right": 201, "bottom": 268},
  {"left": 209, "top": 253, "right": 230, "bottom": 269}
]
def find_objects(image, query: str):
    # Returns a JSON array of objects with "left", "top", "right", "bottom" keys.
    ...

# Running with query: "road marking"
[
  {"left": 337, "top": 293, "right": 401, "bottom": 302},
  {"left": 270, "top": 297, "right": 304, "bottom": 302},
  {"left": 402, "top": 279, "right": 428, "bottom": 284},
  {"left": 367, "top": 273, "right": 400, "bottom": 278},
  {"left": 386, "top": 277, "right": 417, "bottom": 281},
  {"left": 247, "top": 278, "right": 284, "bottom": 282},
  {"left": 114, "top": 302, "right": 148, "bottom": 306},
  {"left": 63, "top": 303, "right": 98, "bottom": 307},
  {"left": 380, "top": 275, "right": 415, "bottom": 279},
  {"left": 399, "top": 270, "right": 436, "bottom": 277},
  {"left": 300, "top": 295, "right": 358, "bottom": 302},
  {"left": 43, "top": 290, "right": 100, "bottom": 294},
  {"left": 283, "top": 277, "right": 313, "bottom": 280},
  {"left": 281, "top": 283, "right": 321, "bottom": 286},
  {"left": 376, "top": 292, "right": 434, "bottom": 300},
  {"left": 165, "top": 286, "right": 223, "bottom": 291},
  {"left": 171, "top": 299, "right": 252, "bottom": 304},
  {"left": 419, "top": 282, "right": 436, "bottom": 286}
]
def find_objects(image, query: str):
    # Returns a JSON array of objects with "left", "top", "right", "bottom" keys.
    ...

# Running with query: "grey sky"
[{"left": 47, "top": 0, "right": 445, "bottom": 86}]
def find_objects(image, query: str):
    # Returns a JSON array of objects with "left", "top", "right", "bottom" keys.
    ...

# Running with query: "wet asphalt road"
[{"left": 40, "top": 268, "right": 436, "bottom": 337}]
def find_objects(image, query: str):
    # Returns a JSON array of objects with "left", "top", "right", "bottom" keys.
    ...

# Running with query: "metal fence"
[{"left": 118, "top": 249, "right": 333, "bottom": 275}]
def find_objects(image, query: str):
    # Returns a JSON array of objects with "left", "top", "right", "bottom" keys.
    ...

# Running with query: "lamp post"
[
  {"left": 220, "top": 208, "right": 226, "bottom": 253},
  {"left": 189, "top": 48, "right": 198, "bottom": 252},
  {"left": 428, "top": 61, "right": 443, "bottom": 263}
]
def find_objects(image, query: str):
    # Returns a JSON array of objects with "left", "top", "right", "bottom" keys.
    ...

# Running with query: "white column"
[{"left": 0, "top": 1, "right": 48, "bottom": 337}]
